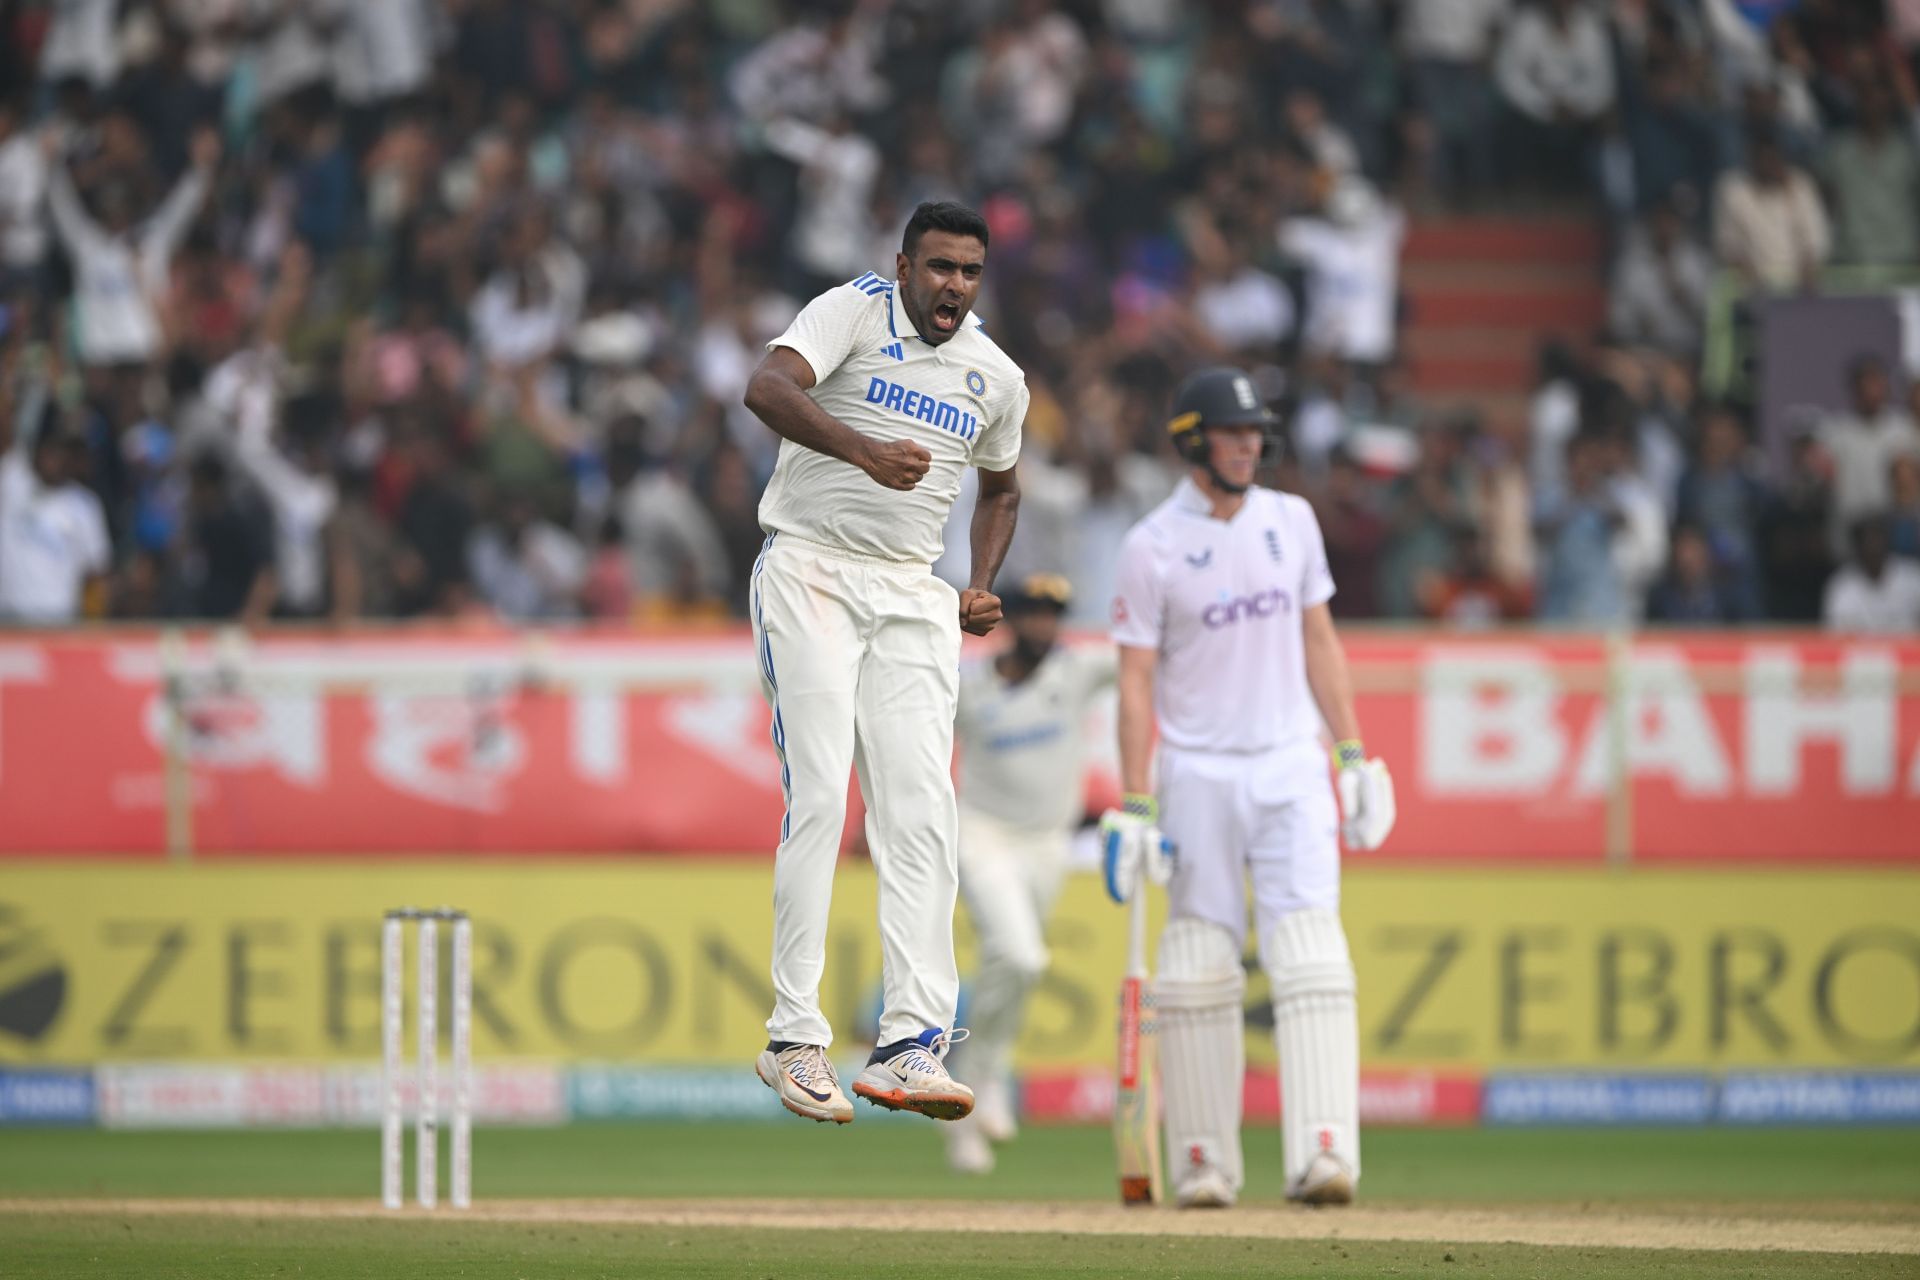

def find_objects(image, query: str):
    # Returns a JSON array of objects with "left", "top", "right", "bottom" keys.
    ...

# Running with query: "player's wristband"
[
  {"left": 1121, "top": 792, "right": 1158, "bottom": 822},
  {"left": 1334, "top": 740, "right": 1366, "bottom": 771}
]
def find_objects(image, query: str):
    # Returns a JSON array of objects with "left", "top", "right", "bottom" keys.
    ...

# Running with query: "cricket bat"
[{"left": 1113, "top": 871, "right": 1162, "bottom": 1205}]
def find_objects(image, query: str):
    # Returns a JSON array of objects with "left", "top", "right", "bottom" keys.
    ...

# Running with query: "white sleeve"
[
  {"left": 1294, "top": 498, "right": 1336, "bottom": 609},
  {"left": 1495, "top": 16, "right": 1553, "bottom": 119},
  {"left": 971, "top": 378, "right": 1026, "bottom": 473},
  {"left": 766, "top": 285, "right": 865, "bottom": 386},
  {"left": 1110, "top": 526, "right": 1164, "bottom": 649},
  {"left": 1075, "top": 643, "right": 1119, "bottom": 698},
  {"left": 78, "top": 493, "right": 111, "bottom": 575},
  {"left": 762, "top": 117, "right": 832, "bottom": 168},
  {"left": 142, "top": 167, "right": 210, "bottom": 261}
]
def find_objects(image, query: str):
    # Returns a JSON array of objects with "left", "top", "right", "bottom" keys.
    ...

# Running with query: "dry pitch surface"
[{"left": 13, "top": 1194, "right": 1920, "bottom": 1255}]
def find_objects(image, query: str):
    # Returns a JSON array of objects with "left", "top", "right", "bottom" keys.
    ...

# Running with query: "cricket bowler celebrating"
[
  {"left": 944, "top": 574, "right": 1116, "bottom": 1173},
  {"left": 1100, "top": 367, "right": 1395, "bottom": 1207},
  {"left": 743, "top": 202, "right": 1028, "bottom": 1124}
]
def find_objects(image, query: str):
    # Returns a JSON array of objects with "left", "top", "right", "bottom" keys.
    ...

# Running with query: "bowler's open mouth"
[{"left": 933, "top": 302, "right": 959, "bottom": 331}]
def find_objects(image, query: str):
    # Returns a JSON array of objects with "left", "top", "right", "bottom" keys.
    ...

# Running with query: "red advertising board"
[{"left": 0, "top": 629, "right": 1914, "bottom": 860}]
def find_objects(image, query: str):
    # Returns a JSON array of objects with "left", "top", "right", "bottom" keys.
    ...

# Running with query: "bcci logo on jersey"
[
  {"left": 1202, "top": 587, "right": 1291, "bottom": 629},
  {"left": 864, "top": 377, "right": 981, "bottom": 441}
]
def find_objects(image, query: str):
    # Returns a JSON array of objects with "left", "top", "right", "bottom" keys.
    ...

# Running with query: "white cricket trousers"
[
  {"left": 1158, "top": 738, "right": 1342, "bottom": 951},
  {"left": 954, "top": 806, "right": 1072, "bottom": 1083},
  {"left": 750, "top": 532, "right": 963, "bottom": 1049}
]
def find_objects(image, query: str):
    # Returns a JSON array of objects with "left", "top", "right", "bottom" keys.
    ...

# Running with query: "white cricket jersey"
[
  {"left": 955, "top": 645, "right": 1117, "bottom": 831},
  {"left": 760, "top": 272, "right": 1028, "bottom": 565},
  {"left": 1110, "top": 479, "right": 1335, "bottom": 754}
]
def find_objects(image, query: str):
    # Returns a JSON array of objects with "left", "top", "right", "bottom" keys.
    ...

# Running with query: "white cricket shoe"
[
  {"left": 1175, "top": 1163, "right": 1237, "bottom": 1209},
  {"left": 944, "top": 1117, "right": 995, "bottom": 1174},
  {"left": 851, "top": 1028, "right": 975, "bottom": 1121},
  {"left": 972, "top": 1072, "right": 1018, "bottom": 1143},
  {"left": 755, "top": 1044, "right": 853, "bottom": 1124},
  {"left": 1288, "top": 1151, "right": 1355, "bottom": 1206}
]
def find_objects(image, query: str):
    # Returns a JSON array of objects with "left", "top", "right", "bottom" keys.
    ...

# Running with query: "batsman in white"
[
  {"left": 742, "top": 202, "right": 1028, "bottom": 1124},
  {"left": 1100, "top": 367, "right": 1395, "bottom": 1208},
  {"left": 943, "top": 573, "right": 1116, "bottom": 1173}
]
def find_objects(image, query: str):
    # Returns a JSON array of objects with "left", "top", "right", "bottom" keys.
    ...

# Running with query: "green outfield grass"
[
  {"left": 3, "top": 1123, "right": 1917, "bottom": 1204},
  {"left": 3, "top": 1125, "right": 1916, "bottom": 1279}
]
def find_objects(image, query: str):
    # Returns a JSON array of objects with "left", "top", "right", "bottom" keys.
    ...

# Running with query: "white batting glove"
[
  {"left": 1099, "top": 793, "right": 1174, "bottom": 903},
  {"left": 1334, "top": 741, "right": 1396, "bottom": 851}
]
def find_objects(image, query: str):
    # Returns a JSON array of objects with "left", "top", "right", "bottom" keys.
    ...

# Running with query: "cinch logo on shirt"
[
  {"left": 864, "top": 377, "right": 980, "bottom": 441},
  {"left": 1202, "top": 587, "right": 1291, "bottom": 629}
]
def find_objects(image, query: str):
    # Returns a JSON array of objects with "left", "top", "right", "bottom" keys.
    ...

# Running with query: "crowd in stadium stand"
[{"left": 0, "top": 0, "right": 1918, "bottom": 631}]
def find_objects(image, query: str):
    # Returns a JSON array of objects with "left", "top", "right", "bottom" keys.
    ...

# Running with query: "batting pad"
[
  {"left": 1152, "top": 917, "right": 1246, "bottom": 1195},
  {"left": 1267, "top": 906, "right": 1360, "bottom": 1187}
]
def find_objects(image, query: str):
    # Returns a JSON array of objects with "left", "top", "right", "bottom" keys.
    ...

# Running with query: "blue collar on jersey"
[{"left": 889, "top": 281, "right": 982, "bottom": 347}]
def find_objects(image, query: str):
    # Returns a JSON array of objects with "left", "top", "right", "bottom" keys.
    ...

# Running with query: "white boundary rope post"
[
  {"left": 450, "top": 911, "right": 473, "bottom": 1209},
  {"left": 380, "top": 910, "right": 406, "bottom": 1210},
  {"left": 416, "top": 912, "right": 438, "bottom": 1209}
]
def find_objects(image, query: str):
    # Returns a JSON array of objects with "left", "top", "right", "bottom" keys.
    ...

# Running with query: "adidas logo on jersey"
[{"left": 880, "top": 342, "right": 904, "bottom": 362}]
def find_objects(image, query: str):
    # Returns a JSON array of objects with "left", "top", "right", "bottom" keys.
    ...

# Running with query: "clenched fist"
[
  {"left": 959, "top": 588, "right": 1002, "bottom": 636},
  {"left": 858, "top": 437, "right": 931, "bottom": 490}
]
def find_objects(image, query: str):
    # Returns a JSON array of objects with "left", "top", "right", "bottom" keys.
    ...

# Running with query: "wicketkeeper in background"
[
  {"left": 1100, "top": 367, "right": 1395, "bottom": 1208},
  {"left": 943, "top": 573, "right": 1116, "bottom": 1174}
]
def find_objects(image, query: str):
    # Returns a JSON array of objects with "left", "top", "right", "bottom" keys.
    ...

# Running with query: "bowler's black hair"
[{"left": 902, "top": 201, "right": 989, "bottom": 259}]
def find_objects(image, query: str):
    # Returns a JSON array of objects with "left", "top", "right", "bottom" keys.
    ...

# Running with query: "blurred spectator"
[
  {"left": 1648, "top": 523, "right": 1761, "bottom": 623},
  {"left": 1609, "top": 196, "right": 1712, "bottom": 360},
  {"left": 763, "top": 112, "right": 881, "bottom": 296},
  {"left": 170, "top": 451, "right": 273, "bottom": 622},
  {"left": 0, "top": 96, "right": 48, "bottom": 289},
  {"left": 1377, "top": 417, "right": 1477, "bottom": 618},
  {"left": 328, "top": 467, "right": 398, "bottom": 624},
  {"left": 392, "top": 429, "right": 473, "bottom": 618},
  {"left": 1759, "top": 429, "right": 1838, "bottom": 621},
  {"left": 1280, "top": 181, "right": 1404, "bottom": 366},
  {"left": 1314, "top": 449, "right": 1389, "bottom": 619},
  {"left": 467, "top": 488, "right": 585, "bottom": 621},
  {"left": 47, "top": 125, "right": 218, "bottom": 416},
  {"left": 1527, "top": 340, "right": 1585, "bottom": 515},
  {"left": 0, "top": 408, "right": 110, "bottom": 623},
  {"left": 1399, "top": 0, "right": 1508, "bottom": 202},
  {"left": 0, "top": 0, "right": 1909, "bottom": 635},
  {"left": 1889, "top": 452, "right": 1920, "bottom": 559},
  {"left": 945, "top": 2, "right": 1087, "bottom": 187},
  {"left": 1823, "top": 514, "right": 1920, "bottom": 631},
  {"left": 700, "top": 442, "right": 775, "bottom": 617},
  {"left": 605, "top": 416, "right": 729, "bottom": 612},
  {"left": 38, "top": 0, "right": 122, "bottom": 89},
  {"left": 469, "top": 204, "right": 584, "bottom": 373},
  {"left": 1821, "top": 76, "right": 1920, "bottom": 268},
  {"left": 1675, "top": 401, "right": 1768, "bottom": 606},
  {"left": 1189, "top": 222, "right": 1294, "bottom": 358},
  {"left": 1528, "top": 429, "right": 1635, "bottom": 625},
  {"left": 1620, "top": 21, "right": 1721, "bottom": 218},
  {"left": 1061, "top": 432, "right": 1170, "bottom": 628},
  {"left": 1712, "top": 126, "right": 1830, "bottom": 292},
  {"left": 580, "top": 514, "right": 632, "bottom": 622},
  {"left": 1818, "top": 354, "right": 1920, "bottom": 555},
  {"left": 1494, "top": 0, "right": 1615, "bottom": 196},
  {"left": 731, "top": 8, "right": 886, "bottom": 128},
  {"left": 1420, "top": 526, "right": 1532, "bottom": 626}
]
